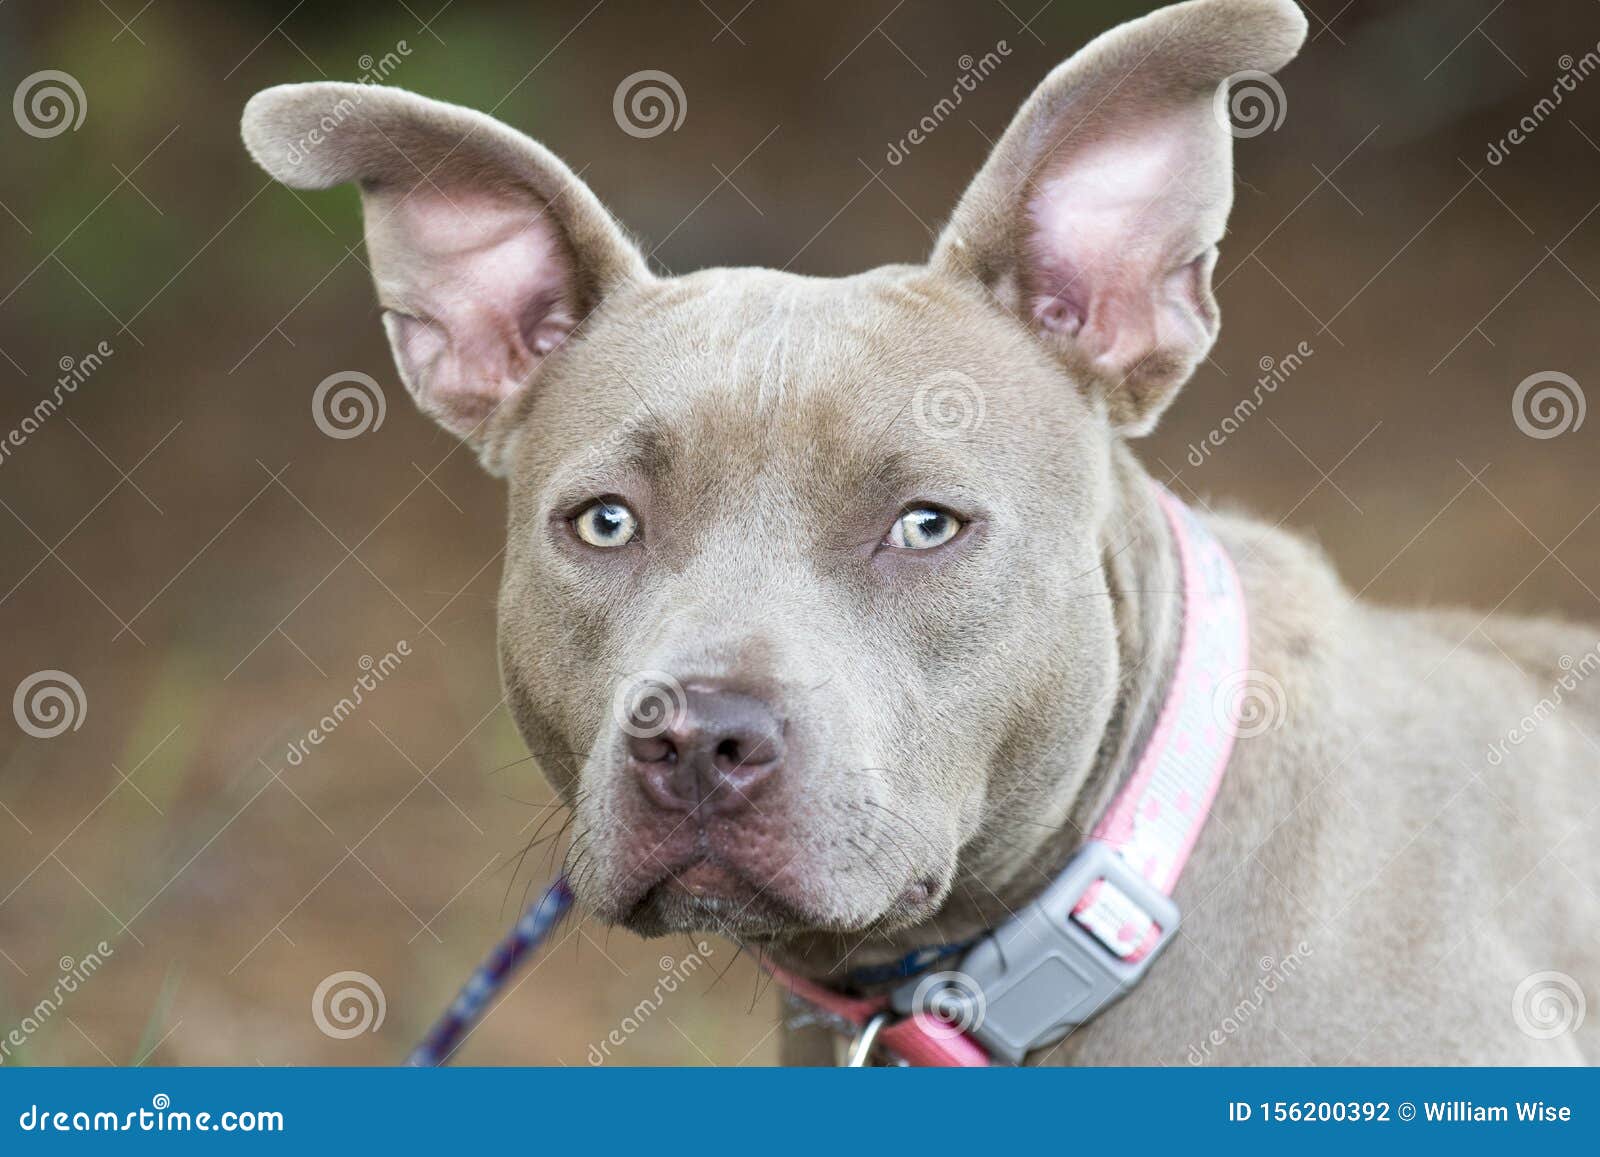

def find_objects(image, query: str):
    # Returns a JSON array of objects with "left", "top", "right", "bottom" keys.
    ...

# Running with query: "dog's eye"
[
  {"left": 573, "top": 500, "right": 638, "bottom": 548},
  {"left": 886, "top": 507, "right": 962, "bottom": 550}
]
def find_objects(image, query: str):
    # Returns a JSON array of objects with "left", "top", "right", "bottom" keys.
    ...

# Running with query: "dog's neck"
[{"left": 772, "top": 446, "right": 1185, "bottom": 983}]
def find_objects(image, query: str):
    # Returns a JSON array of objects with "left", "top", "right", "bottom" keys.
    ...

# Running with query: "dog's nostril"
[
  {"left": 713, "top": 730, "right": 782, "bottom": 771},
  {"left": 627, "top": 682, "right": 785, "bottom": 813},
  {"left": 627, "top": 734, "right": 675, "bottom": 764}
]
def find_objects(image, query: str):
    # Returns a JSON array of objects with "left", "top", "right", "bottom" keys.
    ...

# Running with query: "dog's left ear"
[
  {"left": 241, "top": 82, "right": 649, "bottom": 473},
  {"left": 932, "top": 0, "right": 1306, "bottom": 434}
]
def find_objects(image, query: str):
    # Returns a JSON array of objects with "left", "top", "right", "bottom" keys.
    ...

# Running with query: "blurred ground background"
[{"left": 1, "top": 0, "right": 1598, "bottom": 1065}]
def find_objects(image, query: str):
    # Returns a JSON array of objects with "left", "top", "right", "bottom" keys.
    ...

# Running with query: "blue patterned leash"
[{"left": 405, "top": 876, "right": 573, "bottom": 1066}]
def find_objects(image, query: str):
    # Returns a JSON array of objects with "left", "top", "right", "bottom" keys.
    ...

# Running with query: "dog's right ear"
[
  {"left": 242, "top": 82, "right": 648, "bottom": 472},
  {"left": 931, "top": 0, "right": 1305, "bottom": 435}
]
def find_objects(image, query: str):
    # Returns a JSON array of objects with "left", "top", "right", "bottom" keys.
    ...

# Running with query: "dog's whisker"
[{"left": 485, "top": 750, "right": 582, "bottom": 777}]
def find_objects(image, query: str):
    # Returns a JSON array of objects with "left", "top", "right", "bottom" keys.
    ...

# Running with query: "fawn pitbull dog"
[{"left": 243, "top": 0, "right": 1598, "bottom": 1064}]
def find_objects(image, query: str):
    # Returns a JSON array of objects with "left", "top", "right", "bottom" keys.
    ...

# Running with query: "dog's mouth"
[
  {"left": 608, "top": 850, "right": 947, "bottom": 943},
  {"left": 620, "top": 855, "right": 821, "bottom": 939},
  {"left": 574, "top": 749, "right": 955, "bottom": 941}
]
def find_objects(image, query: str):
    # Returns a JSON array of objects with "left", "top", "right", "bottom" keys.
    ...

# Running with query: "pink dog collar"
[{"left": 768, "top": 485, "right": 1249, "bottom": 1065}]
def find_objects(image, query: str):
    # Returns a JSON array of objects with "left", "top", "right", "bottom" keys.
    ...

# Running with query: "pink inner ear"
[
  {"left": 1023, "top": 119, "right": 1217, "bottom": 384},
  {"left": 369, "top": 187, "right": 575, "bottom": 434}
]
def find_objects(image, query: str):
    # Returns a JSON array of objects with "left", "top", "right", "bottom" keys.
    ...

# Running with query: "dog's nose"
[{"left": 627, "top": 684, "right": 784, "bottom": 813}]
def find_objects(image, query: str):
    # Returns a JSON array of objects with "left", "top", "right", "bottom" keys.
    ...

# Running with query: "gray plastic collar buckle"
[{"left": 889, "top": 840, "right": 1180, "bottom": 1065}]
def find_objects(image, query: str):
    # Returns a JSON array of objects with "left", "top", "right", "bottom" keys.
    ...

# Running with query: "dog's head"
[{"left": 243, "top": 0, "right": 1304, "bottom": 942}]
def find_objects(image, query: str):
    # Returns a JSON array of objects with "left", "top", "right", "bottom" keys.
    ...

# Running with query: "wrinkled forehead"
[{"left": 521, "top": 266, "right": 1097, "bottom": 516}]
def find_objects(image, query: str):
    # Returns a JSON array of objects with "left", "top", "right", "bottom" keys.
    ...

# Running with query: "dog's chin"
[
  {"left": 622, "top": 885, "right": 805, "bottom": 939},
  {"left": 615, "top": 858, "right": 824, "bottom": 939},
  {"left": 609, "top": 857, "right": 946, "bottom": 942}
]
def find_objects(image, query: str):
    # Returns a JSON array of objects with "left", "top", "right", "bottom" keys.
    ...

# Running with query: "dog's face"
[
  {"left": 497, "top": 265, "right": 1119, "bottom": 938},
  {"left": 242, "top": 0, "right": 1305, "bottom": 941}
]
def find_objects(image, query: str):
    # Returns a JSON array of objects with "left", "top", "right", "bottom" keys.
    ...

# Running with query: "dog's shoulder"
[{"left": 1418, "top": 608, "right": 1600, "bottom": 686}]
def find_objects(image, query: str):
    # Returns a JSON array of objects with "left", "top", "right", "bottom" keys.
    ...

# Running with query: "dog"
[{"left": 241, "top": 0, "right": 1598, "bottom": 1065}]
